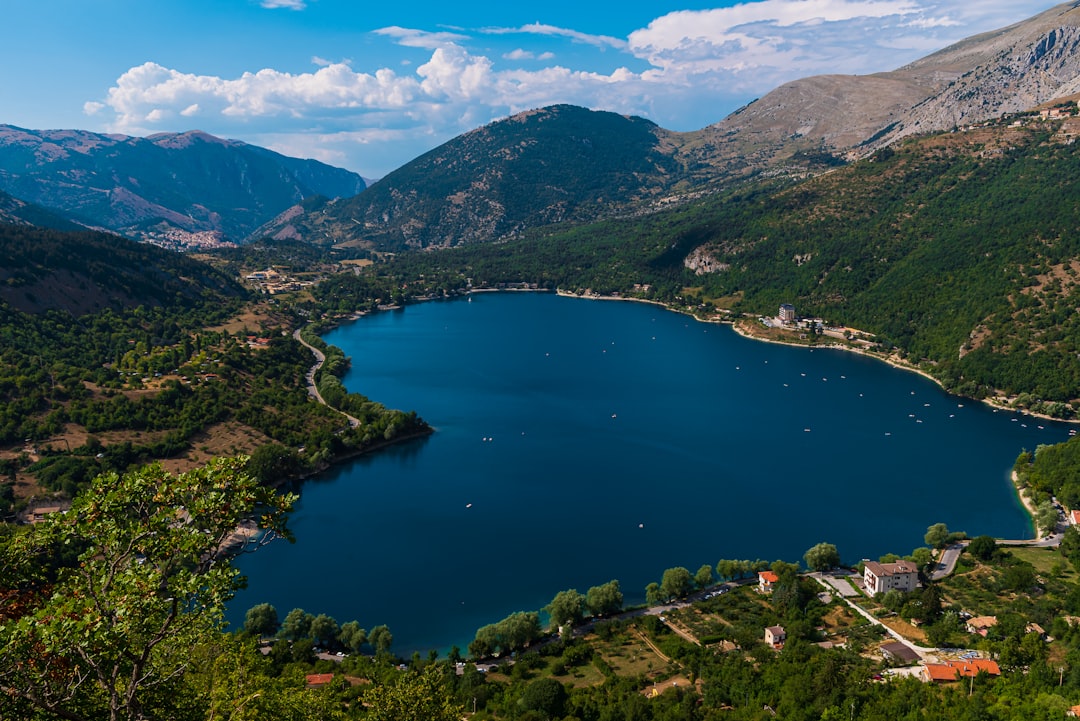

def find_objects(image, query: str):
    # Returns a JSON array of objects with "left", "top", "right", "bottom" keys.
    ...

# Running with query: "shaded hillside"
[
  {"left": 0, "top": 126, "right": 365, "bottom": 245},
  {"left": 253, "top": 105, "right": 691, "bottom": 250},
  {"left": 0, "top": 224, "right": 247, "bottom": 315},
  {"left": 0, "top": 188, "right": 81, "bottom": 230}
]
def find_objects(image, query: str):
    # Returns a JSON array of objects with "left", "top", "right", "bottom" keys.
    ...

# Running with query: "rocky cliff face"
[{"left": 683, "top": 1, "right": 1080, "bottom": 174}]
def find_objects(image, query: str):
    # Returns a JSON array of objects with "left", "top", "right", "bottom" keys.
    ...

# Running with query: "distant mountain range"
[
  {"left": 0, "top": 126, "right": 365, "bottom": 246},
  {"left": 255, "top": 1, "right": 1080, "bottom": 251}
]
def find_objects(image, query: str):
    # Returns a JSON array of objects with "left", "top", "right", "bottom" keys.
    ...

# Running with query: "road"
[{"left": 292, "top": 328, "right": 361, "bottom": 428}]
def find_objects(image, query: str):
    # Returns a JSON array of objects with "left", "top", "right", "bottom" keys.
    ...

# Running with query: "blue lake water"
[{"left": 230, "top": 291, "right": 1066, "bottom": 654}]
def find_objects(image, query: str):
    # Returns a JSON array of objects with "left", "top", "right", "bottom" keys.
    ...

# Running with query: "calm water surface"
[{"left": 231, "top": 292, "right": 1064, "bottom": 654}]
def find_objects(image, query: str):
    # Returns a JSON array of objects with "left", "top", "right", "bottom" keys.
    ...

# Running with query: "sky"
[{"left": 0, "top": 0, "right": 1064, "bottom": 177}]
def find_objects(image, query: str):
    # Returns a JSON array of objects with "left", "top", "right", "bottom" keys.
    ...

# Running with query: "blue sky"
[{"left": 0, "top": 0, "right": 1063, "bottom": 176}]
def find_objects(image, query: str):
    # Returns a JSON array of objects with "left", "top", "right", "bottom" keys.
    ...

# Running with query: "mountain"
[
  {"left": 0, "top": 126, "right": 365, "bottom": 246},
  {"left": 672, "top": 1, "right": 1080, "bottom": 178},
  {"left": 253, "top": 105, "right": 688, "bottom": 251},
  {"left": 0, "top": 188, "right": 82, "bottom": 231},
  {"left": 261, "top": 1, "right": 1080, "bottom": 251},
  {"left": 0, "top": 223, "right": 247, "bottom": 316}
]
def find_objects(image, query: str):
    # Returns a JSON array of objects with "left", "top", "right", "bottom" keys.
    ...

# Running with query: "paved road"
[
  {"left": 929, "top": 543, "right": 965, "bottom": 581},
  {"left": 293, "top": 328, "right": 361, "bottom": 428}
]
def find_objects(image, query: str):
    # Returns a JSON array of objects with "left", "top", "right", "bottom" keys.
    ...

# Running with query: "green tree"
[
  {"left": 310, "top": 613, "right": 340, "bottom": 648},
  {"left": 925, "top": 523, "right": 951, "bottom": 549},
  {"left": 967, "top": 535, "right": 997, "bottom": 561},
  {"left": 338, "top": 621, "right": 367, "bottom": 654},
  {"left": 244, "top": 602, "right": 280, "bottom": 637},
  {"left": 546, "top": 589, "right": 585, "bottom": 630},
  {"left": 645, "top": 582, "right": 664, "bottom": 605},
  {"left": 659, "top": 566, "right": 693, "bottom": 601},
  {"left": 0, "top": 457, "right": 293, "bottom": 721},
  {"left": 369, "top": 624, "right": 394, "bottom": 654},
  {"left": 520, "top": 677, "right": 568, "bottom": 718},
  {"left": 1035, "top": 501, "right": 1059, "bottom": 536},
  {"left": 364, "top": 666, "right": 463, "bottom": 721},
  {"left": 279, "top": 608, "right": 314, "bottom": 641},
  {"left": 585, "top": 579, "right": 623, "bottom": 616},
  {"left": 803, "top": 542, "right": 841, "bottom": 571},
  {"left": 695, "top": 563, "right": 714, "bottom": 589}
]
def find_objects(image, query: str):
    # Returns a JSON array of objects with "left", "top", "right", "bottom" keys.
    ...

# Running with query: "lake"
[{"left": 230, "top": 291, "right": 1065, "bottom": 654}]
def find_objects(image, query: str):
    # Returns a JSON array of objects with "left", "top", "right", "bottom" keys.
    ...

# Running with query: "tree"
[
  {"left": 520, "top": 677, "right": 568, "bottom": 718},
  {"left": 695, "top": 563, "right": 714, "bottom": 589},
  {"left": 279, "top": 608, "right": 314, "bottom": 641},
  {"left": 585, "top": 580, "right": 623, "bottom": 617},
  {"left": 968, "top": 535, "right": 997, "bottom": 561},
  {"left": 645, "top": 582, "right": 664, "bottom": 605},
  {"left": 1035, "top": 501, "right": 1059, "bottom": 536},
  {"left": 925, "top": 523, "right": 951, "bottom": 549},
  {"left": 369, "top": 624, "right": 394, "bottom": 653},
  {"left": 0, "top": 458, "right": 293, "bottom": 721},
  {"left": 338, "top": 621, "right": 367, "bottom": 654},
  {"left": 244, "top": 602, "right": 280, "bottom": 637},
  {"left": 310, "top": 613, "right": 340, "bottom": 648},
  {"left": 546, "top": 589, "right": 585, "bottom": 630},
  {"left": 659, "top": 566, "right": 693, "bottom": 601},
  {"left": 803, "top": 542, "right": 841, "bottom": 571},
  {"left": 364, "top": 666, "right": 464, "bottom": 721}
]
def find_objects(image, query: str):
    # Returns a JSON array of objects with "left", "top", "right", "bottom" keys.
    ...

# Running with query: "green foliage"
[
  {"left": 803, "top": 542, "right": 841, "bottom": 571},
  {"left": 244, "top": 602, "right": 280, "bottom": 637},
  {"left": 0, "top": 457, "right": 294, "bottom": 721},
  {"left": 584, "top": 579, "right": 623, "bottom": 617},
  {"left": 363, "top": 666, "right": 464, "bottom": 721},
  {"left": 546, "top": 589, "right": 586, "bottom": 630},
  {"left": 1018, "top": 438, "right": 1080, "bottom": 509},
  {"left": 925, "top": 522, "right": 952, "bottom": 549},
  {"left": 659, "top": 566, "right": 694, "bottom": 601}
]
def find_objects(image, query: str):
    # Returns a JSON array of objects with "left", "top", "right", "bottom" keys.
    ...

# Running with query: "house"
[
  {"left": 922, "top": 659, "right": 1000, "bottom": 682},
  {"left": 1071, "top": 509, "right": 1080, "bottom": 526},
  {"left": 1026, "top": 622, "right": 1047, "bottom": 640},
  {"left": 758, "top": 571, "right": 779, "bottom": 594},
  {"left": 778, "top": 304, "right": 796, "bottom": 323},
  {"left": 764, "top": 625, "right": 786, "bottom": 649},
  {"left": 1068, "top": 704, "right": 1080, "bottom": 717},
  {"left": 862, "top": 560, "right": 919, "bottom": 594},
  {"left": 880, "top": 641, "right": 920, "bottom": 664},
  {"left": 966, "top": 616, "right": 998, "bottom": 637}
]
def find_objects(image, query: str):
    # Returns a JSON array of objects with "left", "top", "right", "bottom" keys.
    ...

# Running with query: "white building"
[{"left": 863, "top": 560, "right": 918, "bottom": 594}]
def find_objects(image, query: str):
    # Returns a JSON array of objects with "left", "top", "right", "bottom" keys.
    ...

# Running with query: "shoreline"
[{"left": 1010, "top": 470, "right": 1042, "bottom": 541}]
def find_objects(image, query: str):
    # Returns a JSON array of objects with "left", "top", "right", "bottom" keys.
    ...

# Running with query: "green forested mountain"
[{"left": 256, "top": 105, "right": 694, "bottom": 251}]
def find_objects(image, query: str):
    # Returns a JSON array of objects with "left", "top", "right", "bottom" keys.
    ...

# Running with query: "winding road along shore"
[{"left": 292, "top": 328, "right": 361, "bottom": 428}]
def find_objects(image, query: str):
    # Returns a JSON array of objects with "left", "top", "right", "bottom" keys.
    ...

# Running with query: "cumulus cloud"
[{"left": 85, "top": 0, "right": 1060, "bottom": 174}]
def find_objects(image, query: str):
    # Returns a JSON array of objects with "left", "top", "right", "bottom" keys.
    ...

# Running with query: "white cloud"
[
  {"left": 373, "top": 26, "right": 470, "bottom": 50},
  {"left": 503, "top": 49, "right": 557, "bottom": 61},
  {"left": 261, "top": 0, "right": 306, "bottom": 9},
  {"left": 180, "top": 104, "right": 200, "bottom": 117},
  {"left": 482, "top": 23, "right": 626, "bottom": 50}
]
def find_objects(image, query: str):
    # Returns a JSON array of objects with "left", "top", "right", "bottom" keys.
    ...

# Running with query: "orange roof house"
[
  {"left": 758, "top": 571, "right": 779, "bottom": 594},
  {"left": 922, "top": 659, "right": 1001, "bottom": 682}
]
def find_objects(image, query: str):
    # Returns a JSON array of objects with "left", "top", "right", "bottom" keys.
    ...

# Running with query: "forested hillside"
[{"left": 0, "top": 224, "right": 427, "bottom": 515}]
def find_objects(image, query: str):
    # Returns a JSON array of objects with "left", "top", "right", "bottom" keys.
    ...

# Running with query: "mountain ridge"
[{"left": 0, "top": 125, "right": 366, "bottom": 247}]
